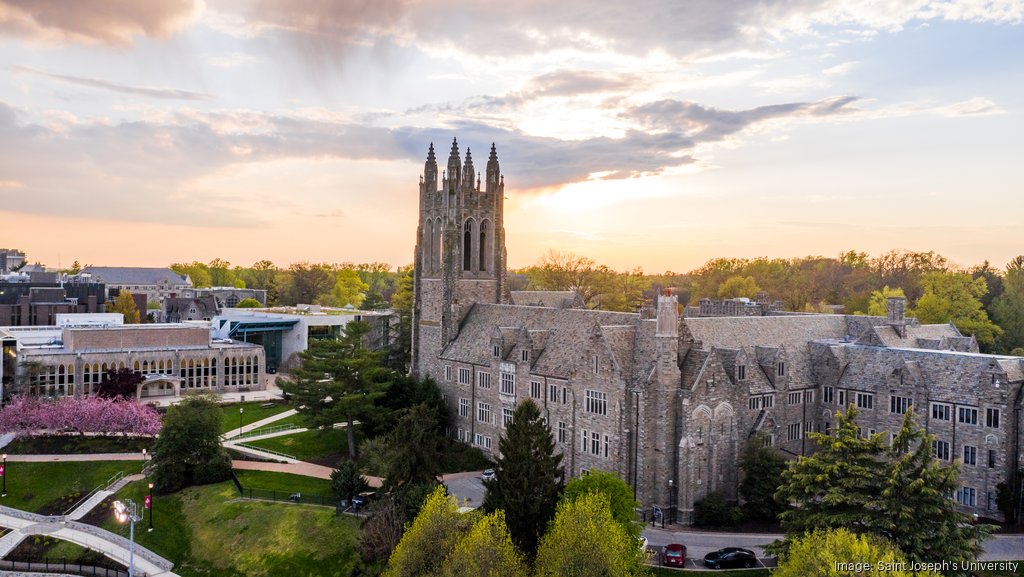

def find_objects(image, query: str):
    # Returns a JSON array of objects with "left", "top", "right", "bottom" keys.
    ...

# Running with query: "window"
[
  {"left": 604, "top": 434, "right": 610, "bottom": 458},
  {"left": 838, "top": 390, "right": 847, "bottom": 407},
  {"left": 932, "top": 439, "right": 950, "bottom": 461},
  {"left": 890, "top": 395, "right": 912, "bottom": 415},
  {"left": 957, "top": 487, "right": 976, "bottom": 507},
  {"left": 444, "top": 365, "right": 452, "bottom": 381},
  {"left": 931, "top": 403, "right": 951, "bottom": 421},
  {"left": 459, "top": 398, "right": 469, "bottom": 417},
  {"left": 986, "top": 408, "right": 1000, "bottom": 428},
  {"left": 530, "top": 380, "right": 542, "bottom": 399},
  {"left": 477, "top": 402, "right": 492, "bottom": 424},
  {"left": 958, "top": 407, "right": 978, "bottom": 425},
  {"left": 503, "top": 407, "right": 514, "bottom": 427},
  {"left": 474, "top": 434, "right": 492, "bottom": 449},
  {"left": 737, "top": 365, "right": 746, "bottom": 380},
  {"left": 458, "top": 367, "right": 471, "bottom": 385},
  {"left": 581, "top": 429, "right": 588, "bottom": 452},
  {"left": 989, "top": 449, "right": 996, "bottom": 468},
  {"left": 963, "top": 445, "right": 977, "bottom": 466},
  {"left": 787, "top": 423, "right": 802, "bottom": 441},
  {"left": 562, "top": 386, "right": 569, "bottom": 405},
  {"left": 777, "top": 362, "right": 786, "bottom": 377},
  {"left": 591, "top": 431, "right": 601, "bottom": 456},
  {"left": 500, "top": 371, "right": 516, "bottom": 395},
  {"left": 548, "top": 384, "right": 558, "bottom": 402},
  {"left": 763, "top": 395, "right": 773, "bottom": 408},
  {"left": 592, "top": 355, "right": 599, "bottom": 374},
  {"left": 521, "top": 349, "right": 529, "bottom": 362},
  {"left": 478, "top": 372, "right": 491, "bottom": 389},
  {"left": 856, "top": 392, "right": 874, "bottom": 410},
  {"left": 823, "top": 386, "right": 834, "bottom": 404},
  {"left": 749, "top": 397, "right": 759, "bottom": 410},
  {"left": 493, "top": 345, "right": 500, "bottom": 358},
  {"left": 803, "top": 390, "right": 814, "bottom": 403},
  {"left": 585, "top": 390, "right": 608, "bottom": 415},
  {"left": 788, "top": 392, "right": 801, "bottom": 405},
  {"left": 558, "top": 421, "right": 567, "bottom": 443}
]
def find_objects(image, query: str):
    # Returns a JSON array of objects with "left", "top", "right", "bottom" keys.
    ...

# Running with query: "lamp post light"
[
  {"left": 1, "top": 453, "right": 6, "bottom": 497},
  {"left": 668, "top": 479, "right": 675, "bottom": 526},
  {"left": 239, "top": 407, "right": 244, "bottom": 436},
  {"left": 114, "top": 499, "right": 141, "bottom": 577},
  {"left": 147, "top": 483, "right": 154, "bottom": 532}
]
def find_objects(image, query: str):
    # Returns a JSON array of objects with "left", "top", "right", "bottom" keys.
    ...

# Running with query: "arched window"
[
  {"left": 424, "top": 219, "right": 434, "bottom": 272},
  {"left": 479, "top": 219, "right": 492, "bottom": 272},
  {"left": 463, "top": 219, "right": 474, "bottom": 271},
  {"left": 433, "top": 218, "right": 443, "bottom": 271}
]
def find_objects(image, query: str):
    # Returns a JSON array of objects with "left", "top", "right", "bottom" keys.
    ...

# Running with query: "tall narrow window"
[
  {"left": 463, "top": 219, "right": 473, "bottom": 271},
  {"left": 479, "top": 219, "right": 490, "bottom": 272}
]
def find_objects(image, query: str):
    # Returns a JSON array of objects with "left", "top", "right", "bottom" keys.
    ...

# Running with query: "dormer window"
[
  {"left": 521, "top": 349, "right": 529, "bottom": 362},
  {"left": 777, "top": 362, "right": 786, "bottom": 377},
  {"left": 737, "top": 365, "right": 746, "bottom": 380},
  {"left": 592, "top": 355, "right": 599, "bottom": 374},
  {"left": 493, "top": 345, "right": 500, "bottom": 358}
]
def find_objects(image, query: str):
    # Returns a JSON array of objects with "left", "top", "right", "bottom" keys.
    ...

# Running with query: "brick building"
[{"left": 411, "top": 139, "right": 1024, "bottom": 522}]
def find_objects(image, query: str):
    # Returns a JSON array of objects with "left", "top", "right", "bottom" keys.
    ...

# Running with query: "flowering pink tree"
[{"left": 0, "top": 395, "right": 161, "bottom": 436}]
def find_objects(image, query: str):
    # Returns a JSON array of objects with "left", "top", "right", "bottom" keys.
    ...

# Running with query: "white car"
[{"left": 481, "top": 469, "right": 496, "bottom": 481}]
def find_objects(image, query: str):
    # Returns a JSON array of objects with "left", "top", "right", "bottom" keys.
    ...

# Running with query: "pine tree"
[
  {"left": 482, "top": 398, "right": 563, "bottom": 556},
  {"left": 879, "top": 409, "right": 994, "bottom": 566},
  {"left": 739, "top": 432, "right": 787, "bottom": 521},
  {"left": 776, "top": 405, "right": 886, "bottom": 536}
]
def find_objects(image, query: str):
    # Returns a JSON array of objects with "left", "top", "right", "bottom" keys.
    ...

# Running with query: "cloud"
[
  {"left": 823, "top": 61, "right": 858, "bottom": 77},
  {"left": 0, "top": 0, "right": 201, "bottom": 45},
  {"left": 315, "top": 209, "right": 346, "bottom": 219},
  {"left": 937, "top": 97, "right": 1005, "bottom": 116},
  {"left": 10, "top": 66, "right": 216, "bottom": 101}
]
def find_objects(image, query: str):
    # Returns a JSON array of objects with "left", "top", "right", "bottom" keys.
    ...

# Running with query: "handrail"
[
  {"left": 226, "top": 423, "right": 298, "bottom": 441},
  {"left": 234, "top": 443, "right": 296, "bottom": 460},
  {"left": 63, "top": 470, "right": 126, "bottom": 517}
]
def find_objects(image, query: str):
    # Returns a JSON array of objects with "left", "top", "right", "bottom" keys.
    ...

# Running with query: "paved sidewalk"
[
  {"left": 222, "top": 408, "right": 298, "bottom": 440},
  {"left": 231, "top": 460, "right": 384, "bottom": 487},
  {"left": 4, "top": 453, "right": 145, "bottom": 463}
]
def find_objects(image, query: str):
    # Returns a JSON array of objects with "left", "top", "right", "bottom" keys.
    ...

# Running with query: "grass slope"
[
  {"left": 244, "top": 428, "right": 352, "bottom": 465},
  {"left": 3, "top": 435, "right": 155, "bottom": 455},
  {"left": 0, "top": 461, "right": 134, "bottom": 513},
  {"left": 98, "top": 479, "right": 361, "bottom": 577},
  {"left": 221, "top": 401, "right": 292, "bottom": 434},
  {"left": 233, "top": 469, "right": 333, "bottom": 496}
]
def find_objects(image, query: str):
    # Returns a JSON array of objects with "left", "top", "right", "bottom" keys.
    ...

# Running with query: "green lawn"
[
  {"left": 93, "top": 479, "right": 363, "bottom": 577},
  {"left": 3, "top": 435, "right": 155, "bottom": 455},
  {"left": 0, "top": 461, "right": 135, "bottom": 514},
  {"left": 220, "top": 401, "right": 293, "bottom": 434},
  {"left": 243, "top": 427, "right": 354, "bottom": 466},
  {"left": 247, "top": 412, "right": 305, "bottom": 435},
  {"left": 233, "top": 469, "right": 333, "bottom": 496}
]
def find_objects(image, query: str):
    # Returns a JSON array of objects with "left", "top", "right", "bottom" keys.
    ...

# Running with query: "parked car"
[
  {"left": 662, "top": 543, "right": 687, "bottom": 567},
  {"left": 703, "top": 547, "right": 757, "bottom": 569},
  {"left": 481, "top": 468, "right": 496, "bottom": 481}
]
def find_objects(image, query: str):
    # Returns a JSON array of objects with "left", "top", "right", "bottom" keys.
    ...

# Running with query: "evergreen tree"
[
  {"left": 382, "top": 403, "right": 444, "bottom": 492},
  {"left": 774, "top": 529, "right": 939, "bottom": 577},
  {"left": 151, "top": 396, "right": 231, "bottom": 494},
  {"left": 776, "top": 405, "right": 886, "bottom": 536},
  {"left": 739, "top": 433, "right": 788, "bottom": 521},
  {"left": 331, "top": 460, "right": 369, "bottom": 503},
  {"left": 879, "top": 409, "right": 994, "bottom": 566},
  {"left": 482, "top": 398, "right": 563, "bottom": 556},
  {"left": 279, "top": 321, "right": 391, "bottom": 458}
]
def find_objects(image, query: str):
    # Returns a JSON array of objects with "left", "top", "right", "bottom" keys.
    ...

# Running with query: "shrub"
[{"left": 694, "top": 491, "right": 743, "bottom": 527}]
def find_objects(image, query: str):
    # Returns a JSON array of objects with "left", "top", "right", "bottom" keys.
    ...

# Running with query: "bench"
[{"left": 260, "top": 402, "right": 276, "bottom": 409}]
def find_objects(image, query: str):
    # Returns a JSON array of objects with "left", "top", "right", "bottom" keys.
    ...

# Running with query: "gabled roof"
[
  {"left": 441, "top": 303, "right": 639, "bottom": 379},
  {"left": 509, "top": 291, "right": 583, "bottom": 309},
  {"left": 866, "top": 323, "right": 972, "bottom": 351},
  {"left": 83, "top": 267, "right": 190, "bottom": 286}
]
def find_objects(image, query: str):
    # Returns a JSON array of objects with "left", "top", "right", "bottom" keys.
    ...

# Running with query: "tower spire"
[
  {"left": 486, "top": 142, "right": 500, "bottom": 193},
  {"left": 423, "top": 142, "right": 438, "bottom": 192},
  {"left": 446, "top": 137, "right": 461, "bottom": 190}
]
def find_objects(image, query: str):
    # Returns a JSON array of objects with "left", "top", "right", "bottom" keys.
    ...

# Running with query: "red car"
[{"left": 662, "top": 543, "right": 687, "bottom": 567}]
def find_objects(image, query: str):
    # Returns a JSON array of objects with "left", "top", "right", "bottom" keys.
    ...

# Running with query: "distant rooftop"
[{"left": 82, "top": 267, "right": 190, "bottom": 286}]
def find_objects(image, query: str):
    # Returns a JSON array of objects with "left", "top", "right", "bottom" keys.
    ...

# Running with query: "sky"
[{"left": 1, "top": 0, "right": 1022, "bottom": 274}]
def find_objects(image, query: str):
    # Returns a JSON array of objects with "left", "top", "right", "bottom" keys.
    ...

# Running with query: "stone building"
[
  {"left": 1, "top": 319, "right": 265, "bottom": 401},
  {"left": 411, "top": 139, "right": 1024, "bottom": 522},
  {"left": 82, "top": 267, "right": 192, "bottom": 304}
]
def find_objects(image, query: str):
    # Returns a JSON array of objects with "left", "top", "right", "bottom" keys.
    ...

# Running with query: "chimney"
[
  {"left": 887, "top": 297, "right": 906, "bottom": 338},
  {"left": 656, "top": 288, "right": 678, "bottom": 337}
]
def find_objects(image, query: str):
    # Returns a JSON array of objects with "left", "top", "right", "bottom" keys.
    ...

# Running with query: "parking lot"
[
  {"left": 646, "top": 544, "right": 773, "bottom": 570},
  {"left": 442, "top": 470, "right": 487, "bottom": 508}
]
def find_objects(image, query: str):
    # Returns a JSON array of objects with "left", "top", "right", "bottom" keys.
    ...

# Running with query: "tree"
[
  {"left": 0, "top": 395, "right": 160, "bottom": 437},
  {"left": 773, "top": 529, "right": 939, "bottom": 577},
  {"left": 482, "top": 398, "right": 563, "bottom": 556},
  {"left": 739, "top": 433, "right": 788, "bottom": 521},
  {"left": 236, "top": 298, "right": 262, "bottom": 308},
  {"left": 992, "top": 259, "right": 1024, "bottom": 352},
  {"left": 95, "top": 367, "right": 144, "bottom": 399},
  {"left": 717, "top": 275, "right": 761, "bottom": 299},
  {"left": 878, "top": 409, "right": 993, "bottom": 566},
  {"left": 278, "top": 321, "right": 391, "bottom": 458},
  {"left": 440, "top": 511, "right": 529, "bottom": 577},
  {"left": 331, "top": 460, "right": 369, "bottom": 502},
  {"left": 913, "top": 271, "right": 1003, "bottom": 348},
  {"left": 863, "top": 286, "right": 906, "bottom": 317},
  {"left": 170, "top": 261, "right": 211, "bottom": 288},
  {"left": 562, "top": 469, "right": 641, "bottom": 540},
  {"left": 694, "top": 491, "right": 742, "bottom": 527},
  {"left": 150, "top": 396, "right": 231, "bottom": 494},
  {"left": 107, "top": 290, "right": 140, "bottom": 324},
  {"left": 534, "top": 492, "right": 646, "bottom": 577},
  {"left": 384, "top": 485, "right": 477, "bottom": 577},
  {"left": 207, "top": 258, "right": 240, "bottom": 287},
  {"left": 278, "top": 262, "right": 334, "bottom": 305},
  {"left": 68, "top": 260, "right": 82, "bottom": 274},
  {"left": 327, "top": 268, "right": 369, "bottom": 308},
  {"left": 385, "top": 265, "right": 414, "bottom": 371},
  {"left": 382, "top": 403, "right": 444, "bottom": 492},
  {"left": 776, "top": 405, "right": 886, "bottom": 537},
  {"left": 359, "top": 495, "right": 406, "bottom": 563}
]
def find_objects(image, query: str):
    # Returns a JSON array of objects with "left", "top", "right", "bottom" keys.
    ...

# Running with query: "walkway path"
[{"left": 222, "top": 409, "right": 298, "bottom": 440}]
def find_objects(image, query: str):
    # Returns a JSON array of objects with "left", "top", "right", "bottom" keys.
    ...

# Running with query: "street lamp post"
[
  {"left": 668, "top": 479, "right": 675, "bottom": 525},
  {"left": 239, "top": 407, "right": 244, "bottom": 436},
  {"left": 1, "top": 453, "right": 6, "bottom": 497},
  {"left": 147, "top": 483, "right": 154, "bottom": 532},
  {"left": 114, "top": 499, "right": 141, "bottom": 577}
]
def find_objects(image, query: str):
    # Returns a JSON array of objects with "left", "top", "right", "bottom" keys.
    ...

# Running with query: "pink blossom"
[{"left": 0, "top": 395, "right": 161, "bottom": 437}]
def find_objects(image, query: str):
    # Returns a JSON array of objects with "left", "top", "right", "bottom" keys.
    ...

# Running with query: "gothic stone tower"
[{"left": 412, "top": 139, "right": 507, "bottom": 377}]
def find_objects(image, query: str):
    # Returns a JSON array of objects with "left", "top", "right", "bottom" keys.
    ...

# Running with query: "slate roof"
[
  {"left": 164, "top": 297, "right": 219, "bottom": 319},
  {"left": 83, "top": 267, "right": 190, "bottom": 286},
  {"left": 440, "top": 303, "right": 639, "bottom": 379},
  {"left": 866, "top": 323, "right": 970, "bottom": 351},
  {"left": 683, "top": 315, "right": 850, "bottom": 391},
  {"left": 509, "top": 291, "right": 582, "bottom": 309}
]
